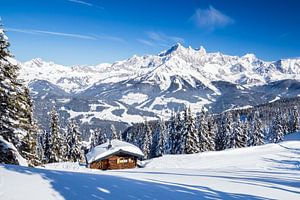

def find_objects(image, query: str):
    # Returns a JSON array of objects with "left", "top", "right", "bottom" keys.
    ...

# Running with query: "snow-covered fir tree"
[
  {"left": 111, "top": 124, "right": 120, "bottom": 140},
  {"left": 232, "top": 114, "right": 244, "bottom": 148},
  {"left": 249, "top": 111, "right": 264, "bottom": 146},
  {"left": 168, "top": 111, "right": 177, "bottom": 154},
  {"left": 42, "top": 131, "right": 51, "bottom": 163},
  {"left": 35, "top": 132, "right": 44, "bottom": 163},
  {"left": 142, "top": 119, "right": 152, "bottom": 159},
  {"left": 240, "top": 120, "right": 249, "bottom": 148},
  {"left": 197, "top": 108, "right": 209, "bottom": 152},
  {"left": 18, "top": 88, "right": 40, "bottom": 165},
  {"left": 0, "top": 25, "right": 22, "bottom": 147},
  {"left": 183, "top": 107, "right": 199, "bottom": 154},
  {"left": 281, "top": 112, "right": 289, "bottom": 135},
  {"left": 206, "top": 114, "right": 216, "bottom": 151},
  {"left": 269, "top": 111, "right": 284, "bottom": 143},
  {"left": 49, "top": 107, "right": 62, "bottom": 163},
  {"left": 66, "top": 120, "right": 83, "bottom": 162},
  {"left": 0, "top": 24, "right": 38, "bottom": 165},
  {"left": 173, "top": 112, "right": 184, "bottom": 154},
  {"left": 290, "top": 106, "right": 299, "bottom": 133},
  {"left": 89, "top": 128, "right": 107, "bottom": 151},
  {"left": 216, "top": 112, "right": 233, "bottom": 150},
  {"left": 155, "top": 118, "right": 167, "bottom": 157}
]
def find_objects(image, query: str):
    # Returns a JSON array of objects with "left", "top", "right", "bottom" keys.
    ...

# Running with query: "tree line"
[{"left": 124, "top": 105, "right": 299, "bottom": 159}]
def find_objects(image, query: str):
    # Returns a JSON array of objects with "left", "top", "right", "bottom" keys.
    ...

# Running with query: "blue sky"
[{"left": 0, "top": 0, "right": 299, "bottom": 65}]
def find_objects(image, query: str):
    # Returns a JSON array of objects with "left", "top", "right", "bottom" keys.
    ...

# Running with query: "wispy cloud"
[
  {"left": 137, "top": 31, "right": 184, "bottom": 47},
  {"left": 68, "top": 0, "right": 92, "bottom": 7},
  {"left": 67, "top": 0, "right": 104, "bottom": 9},
  {"left": 191, "top": 6, "right": 234, "bottom": 30},
  {"left": 7, "top": 28, "right": 96, "bottom": 40},
  {"left": 7, "top": 28, "right": 125, "bottom": 43}
]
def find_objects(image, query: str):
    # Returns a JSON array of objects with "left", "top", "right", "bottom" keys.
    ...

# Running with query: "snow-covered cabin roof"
[{"left": 86, "top": 140, "right": 144, "bottom": 164}]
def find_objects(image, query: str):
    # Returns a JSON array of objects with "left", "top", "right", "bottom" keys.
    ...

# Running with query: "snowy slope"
[{"left": 1, "top": 133, "right": 300, "bottom": 200}]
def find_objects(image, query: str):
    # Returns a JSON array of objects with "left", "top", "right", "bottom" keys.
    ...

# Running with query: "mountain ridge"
[{"left": 17, "top": 44, "right": 300, "bottom": 136}]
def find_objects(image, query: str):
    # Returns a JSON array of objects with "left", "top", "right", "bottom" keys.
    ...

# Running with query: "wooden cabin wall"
[{"left": 90, "top": 155, "right": 137, "bottom": 170}]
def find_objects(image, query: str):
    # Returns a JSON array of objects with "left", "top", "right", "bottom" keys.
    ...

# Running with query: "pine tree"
[
  {"left": 35, "top": 132, "right": 44, "bottom": 163},
  {"left": 142, "top": 119, "right": 152, "bottom": 159},
  {"left": 290, "top": 106, "right": 299, "bottom": 133},
  {"left": 43, "top": 131, "right": 51, "bottom": 163},
  {"left": 49, "top": 107, "right": 61, "bottom": 163},
  {"left": 111, "top": 124, "right": 119, "bottom": 140},
  {"left": 240, "top": 120, "right": 249, "bottom": 148},
  {"left": 0, "top": 24, "right": 21, "bottom": 146},
  {"left": 249, "top": 111, "right": 264, "bottom": 146},
  {"left": 155, "top": 118, "right": 167, "bottom": 157},
  {"left": 183, "top": 107, "right": 199, "bottom": 154},
  {"left": 270, "top": 112, "right": 284, "bottom": 143},
  {"left": 216, "top": 112, "right": 233, "bottom": 150},
  {"left": 174, "top": 112, "right": 183, "bottom": 154},
  {"left": 168, "top": 111, "right": 177, "bottom": 154},
  {"left": 198, "top": 108, "right": 209, "bottom": 152},
  {"left": 281, "top": 112, "right": 289, "bottom": 134},
  {"left": 18, "top": 87, "right": 40, "bottom": 165},
  {"left": 206, "top": 114, "right": 216, "bottom": 151},
  {"left": 89, "top": 128, "right": 107, "bottom": 151},
  {"left": 232, "top": 114, "right": 244, "bottom": 148},
  {"left": 66, "top": 120, "right": 83, "bottom": 162},
  {"left": 0, "top": 23, "right": 38, "bottom": 165}
]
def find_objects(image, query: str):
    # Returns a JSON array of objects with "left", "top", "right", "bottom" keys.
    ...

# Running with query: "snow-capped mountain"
[
  {"left": 19, "top": 43, "right": 300, "bottom": 136},
  {"left": 19, "top": 58, "right": 111, "bottom": 93}
]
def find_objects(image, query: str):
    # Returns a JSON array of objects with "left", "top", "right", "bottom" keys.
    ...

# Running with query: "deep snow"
[{"left": 1, "top": 133, "right": 300, "bottom": 200}]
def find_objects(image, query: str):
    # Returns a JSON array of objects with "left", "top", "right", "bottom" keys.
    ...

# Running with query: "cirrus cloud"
[{"left": 191, "top": 6, "right": 234, "bottom": 30}]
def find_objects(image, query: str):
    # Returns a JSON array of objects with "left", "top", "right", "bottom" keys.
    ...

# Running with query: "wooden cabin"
[{"left": 86, "top": 139, "right": 144, "bottom": 170}]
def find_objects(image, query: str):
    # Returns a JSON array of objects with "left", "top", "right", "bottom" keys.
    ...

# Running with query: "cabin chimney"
[{"left": 107, "top": 139, "right": 112, "bottom": 149}]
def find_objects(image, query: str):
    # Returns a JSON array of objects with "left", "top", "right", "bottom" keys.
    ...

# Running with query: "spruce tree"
[
  {"left": 111, "top": 124, "right": 119, "bottom": 140},
  {"left": 270, "top": 112, "right": 284, "bottom": 143},
  {"left": 35, "top": 132, "right": 44, "bottom": 163},
  {"left": 18, "top": 87, "right": 39, "bottom": 165},
  {"left": 174, "top": 112, "right": 183, "bottom": 154},
  {"left": 0, "top": 23, "right": 38, "bottom": 165},
  {"left": 232, "top": 114, "right": 244, "bottom": 148},
  {"left": 49, "top": 107, "right": 61, "bottom": 163},
  {"left": 249, "top": 111, "right": 264, "bottom": 146},
  {"left": 290, "top": 106, "right": 299, "bottom": 133},
  {"left": 66, "top": 120, "right": 83, "bottom": 162},
  {"left": 43, "top": 131, "right": 51, "bottom": 164},
  {"left": 0, "top": 24, "right": 21, "bottom": 146},
  {"left": 184, "top": 107, "right": 199, "bottom": 154},
  {"left": 90, "top": 128, "right": 107, "bottom": 151},
  {"left": 206, "top": 114, "right": 216, "bottom": 151},
  {"left": 240, "top": 120, "right": 249, "bottom": 148},
  {"left": 155, "top": 118, "right": 167, "bottom": 157},
  {"left": 198, "top": 108, "right": 209, "bottom": 152},
  {"left": 142, "top": 119, "right": 152, "bottom": 159},
  {"left": 168, "top": 111, "right": 177, "bottom": 154}
]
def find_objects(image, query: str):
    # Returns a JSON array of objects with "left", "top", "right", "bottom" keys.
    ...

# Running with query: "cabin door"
[{"left": 102, "top": 159, "right": 109, "bottom": 170}]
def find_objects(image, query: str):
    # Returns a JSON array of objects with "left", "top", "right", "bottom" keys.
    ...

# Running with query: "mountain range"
[{"left": 18, "top": 43, "right": 300, "bottom": 138}]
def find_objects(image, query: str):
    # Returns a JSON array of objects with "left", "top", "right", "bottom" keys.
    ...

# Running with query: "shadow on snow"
[{"left": 2, "top": 164, "right": 273, "bottom": 200}]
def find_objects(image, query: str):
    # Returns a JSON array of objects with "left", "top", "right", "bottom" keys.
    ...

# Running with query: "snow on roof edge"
[{"left": 86, "top": 139, "right": 144, "bottom": 164}]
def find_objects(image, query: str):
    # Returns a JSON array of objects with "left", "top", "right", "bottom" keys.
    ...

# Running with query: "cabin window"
[{"left": 117, "top": 158, "right": 129, "bottom": 164}]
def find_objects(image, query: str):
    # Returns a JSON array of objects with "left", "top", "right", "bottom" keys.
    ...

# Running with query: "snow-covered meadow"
[{"left": 1, "top": 134, "right": 300, "bottom": 200}]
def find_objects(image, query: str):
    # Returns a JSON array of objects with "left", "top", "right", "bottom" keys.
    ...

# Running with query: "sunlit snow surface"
[{"left": 1, "top": 133, "right": 300, "bottom": 200}]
